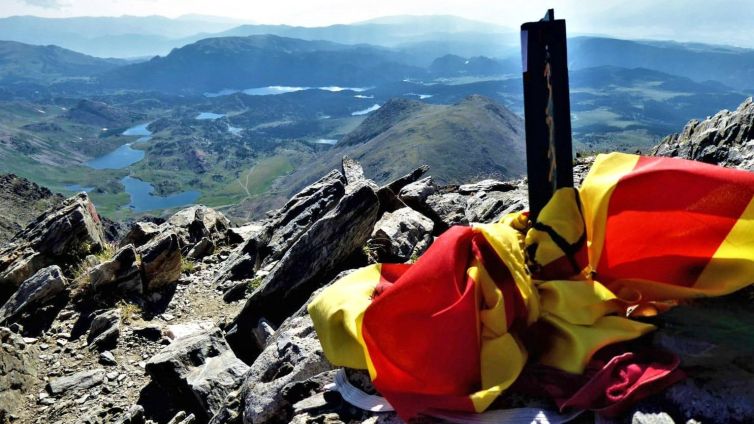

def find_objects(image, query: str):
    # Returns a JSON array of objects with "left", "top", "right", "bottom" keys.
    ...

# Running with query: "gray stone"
[
  {"left": 397, "top": 176, "right": 436, "bottom": 207},
  {"left": 226, "top": 223, "right": 265, "bottom": 245},
  {"left": 119, "top": 222, "right": 160, "bottom": 249},
  {"left": 341, "top": 156, "right": 378, "bottom": 192},
  {"left": 47, "top": 368, "right": 105, "bottom": 395},
  {"left": 464, "top": 182, "right": 528, "bottom": 224},
  {"left": 186, "top": 237, "right": 215, "bottom": 260},
  {"left": 367, "top": 207, "right": 434, "bottom": 262},
  {"left": 425, "top": 192, "right": 469, "bottom": 228},
  {"left": 226, "top": 184, "right": 379, "bottom": 361},
  {"left": 0, "top": 193, "right": 104, "bottom": 303},
  {"left": 146, "top": 327, "right": 248, "bottom": 421},
  {"left": 168, "top": 205, "right": 230, "bottom": 247},
  {"left": 652, "top": 97, "right": 754, "bottom": 170},
  {"left": 0, "top": 265, "right": 67, "bottom": 324},
  {"left": 242, "top": 315, "right": 332, "bottom": 424},
  {"left": 138, "top": 231, "right": 181, "bottom": 291},
  {"left": 88, "top": 309, "right": 121, "bottom": 351},
  {"left": 89, "top": 244, "right": 142, "bottom": 294},
  {"left": 167, "top": 411, "right": 196, "bottom": 424},
  {"left": 0, "top": 326, "right": 38, "bottom": 419},
  {"left": 186, "top": 350, "right": 249, "bottom": 418},
  {"left": 458, "top": 179, "right": 517, "bottom": 194},
  {"left": 113, "top": 405, "right": 145, "bottom": 424},
  {"left": 99, "top": 350, "right": 117, "bottom": 366}
]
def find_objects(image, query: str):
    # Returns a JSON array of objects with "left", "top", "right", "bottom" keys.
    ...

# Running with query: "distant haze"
[{"left": 3, "top": 0, "right": 754, "bottom": 49}]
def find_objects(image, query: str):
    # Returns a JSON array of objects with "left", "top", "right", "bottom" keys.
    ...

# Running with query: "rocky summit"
[{"left": 1, "top": 99, "right": 754, "bottom": 424}]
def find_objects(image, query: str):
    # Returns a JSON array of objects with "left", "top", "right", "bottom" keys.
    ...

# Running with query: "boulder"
[
  {"left": 397, "top": 176, "right": 436, "bottom": 208},
  {"left": 458, "top": 179, "right": 518, "bottom": 194},
  {"left": 424, "top": 192, "right": 469, "bottom": 228},
  {"left": 168, "top": 205, "right": 231, "bottom": 247},
  {"left": 213, "top": 171, "right": 346, "bottom": 288},
  {"left": 138, "top": 231, "right": 181, "bottom": 292},
  {"left": 0, "top": 193, "right": 104, "bottom": 302},
  {"left": 87, "top": 309, "right": 121, "bottom": 351},
  {"left": 145, "top": 328, "right": 249, "bottom": 421},
  {"left": 186, "top": 237, "right": 215, "bottom": 261},
  {"left": 263, "top": 170, "right": 346, "bottom": 266},
  {"left": 89, "top": 244, "right": 142, "bottom": 294},
  {"left": 120, "top": 222, "right": 160, "bottom": 248},
  {"left": 341, "top": 156, "right": 378, "bottom": 192},
  {"left": 226, "top": 223, "right": 265, "bottom": 245},
  {"left": 47, "top": 368, "right": 106, "bottom": 396},
  {"left": 0, "top": 326, "right": 38, "bottom": 419},
  {"left": 242, "top": 315, "right": 332, "bottom": 424},
  {"left": 367, "top": 207, "right": 434, "bottom": 262},
  {"left": 0, "top": 265, "right": 67, "bottom": 325},
  {"left": 226, "top": 184, "right": 379, "bottom": 361},
  {"left": 464, "top": 182, "right": 528, "bottom": 224}
]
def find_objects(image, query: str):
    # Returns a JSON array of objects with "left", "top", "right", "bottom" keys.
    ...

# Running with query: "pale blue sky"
[{"left": 3, "top": 0, "right": 754, "bottom": 48}]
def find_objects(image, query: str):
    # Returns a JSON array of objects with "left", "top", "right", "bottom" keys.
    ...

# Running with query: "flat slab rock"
[{"left": 47, "top": 368, "right": 106, "bottom": 396}]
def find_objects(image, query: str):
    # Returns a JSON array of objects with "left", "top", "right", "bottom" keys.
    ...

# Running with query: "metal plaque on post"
[{"left": 521, "top": 9, "right": 574, "bottom": 221}]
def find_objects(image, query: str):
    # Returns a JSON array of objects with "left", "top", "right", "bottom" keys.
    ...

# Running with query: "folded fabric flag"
[{"left": 308, "top": 152, "right": 754, "bottom": 420}]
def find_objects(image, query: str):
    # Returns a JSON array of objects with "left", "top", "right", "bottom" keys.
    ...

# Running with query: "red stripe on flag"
[{"left": 597, "top": 156, "right": 754, "bottom": 287}]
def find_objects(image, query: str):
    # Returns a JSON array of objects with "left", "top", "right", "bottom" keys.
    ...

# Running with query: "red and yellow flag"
[{"left": 308, "top": 153, "right": 754, "bottom": 419}]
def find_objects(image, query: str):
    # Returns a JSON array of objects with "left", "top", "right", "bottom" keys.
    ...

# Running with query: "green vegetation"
[
  {"left": 247, "top": 276, "right": 263, "bottom": 293},
  {"left": 180, "top": 256, "right": 195, "bottom": 274}
]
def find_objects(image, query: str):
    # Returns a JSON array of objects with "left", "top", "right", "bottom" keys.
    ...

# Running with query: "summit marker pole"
[{"left": 521, "top": 8, "right": 574, "bottom": 221}]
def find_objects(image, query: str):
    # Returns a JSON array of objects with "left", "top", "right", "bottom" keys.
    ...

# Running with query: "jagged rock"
[
  {"left": 113, "top": 405, "right": 145, "bottom": 424},
  {"left": 138, "top": 231, "right": 181, "bottom": 292},
  {"left": 263, "top": 170, "right": 347, "bottom": 266},
  {"left": 145, "top": 327, "right": 249, "bottom": 421},
  {"left": 242, "top": 314, "right": 332, "bottom": 424},
  {"left": 187, "top": 350, "right": 250, "bottom": 418},
  {"left": 89, "top": 244, "right": 142, "bottom": 294},
  {"left": 342, "top": 156, "right": 378, "bottom": 192},
  {"left": 99, "top": 350, "right": 117, "bottom": 366},
  {"left": 398, "top": 176, "right": 436, "bottom": 208},
  {"left": 252, "top": 318, "right": 276, "bottom": 350},
  {"left": 133, "top": 324, "right": 163, "bottom": 341},
  {"left": 120, "top": 222, "right": 160, "bottom": 248},
  {"left": 0, "top": 173, "right": 64, "bottom": 244},
  {"left": 226, "top": 184, "right": 379, "bottom": 361},
  {"left": 464, "top": 181, "right": 528, "bottom": 223},
  {"left": 385, "top": 165, "right": 430, "bottom": 193},
  {"left": 652, "top": 97, "right": 754, "bottom": 170},
  {"left": 226, "top": 223, "right": 265, "bottom": 245},
  {"left": 458, "top": 179, "right": 517, "bottom": 194},
  {"left": 0, "top": 193, "right": 104, "bottom": 303},
  {"left": 207, "top": 390, "right": 243, "bottom": 424},
  {"left": 87, "top": 309, "right": 121, "bottom": 351},
  {"left": 367, "top": 207, "right": 434, "bottom": 262},
  {"left": 47, "top": 368, "right": 106, "bottom": 396},
  {"left": 0, "top": 265, "right": 67, "bottom": 325},
  {"left": 187, "top": 237, "right": 215, "bottom": 260},
  {"left": 168, "top": 205, "right": 231, "bottom": 247},
  {"left": 213, "top": 171, "right": 346, "bottom": 289},
  {"left": 0, "top": 326, "right": 38, "bottom": 419},
  {"left": 424, "top": 192, "right": 469, "bottom": 228}
]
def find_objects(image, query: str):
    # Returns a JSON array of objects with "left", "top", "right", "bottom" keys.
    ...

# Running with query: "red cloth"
[{"left": 511, "top": 347, "right": 684, "bottom": 417}]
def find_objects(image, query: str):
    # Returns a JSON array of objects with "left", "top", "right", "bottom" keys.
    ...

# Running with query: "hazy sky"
[{"left": 4, "top": 0, "right": 754, "bottom": 47}]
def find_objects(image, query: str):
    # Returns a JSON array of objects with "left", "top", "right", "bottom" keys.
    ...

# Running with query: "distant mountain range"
[
  {"left": 0, "top": 41, "right": 125, "bottom": 84},
  {"left": 99, "top": 35, "right": 424, "bottom": 92}
]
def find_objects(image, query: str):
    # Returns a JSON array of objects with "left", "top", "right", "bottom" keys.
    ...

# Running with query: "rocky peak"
[
  {"left": 652, "top": 97, "right": 754, "bottom": 169},
  {"left": 0, "top": 173, "right": 64, "bottom": 244}
]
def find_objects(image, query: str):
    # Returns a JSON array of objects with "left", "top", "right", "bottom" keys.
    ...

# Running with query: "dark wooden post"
[{"left": 521, "top": 9, "right": 574, "bottom": 221}]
